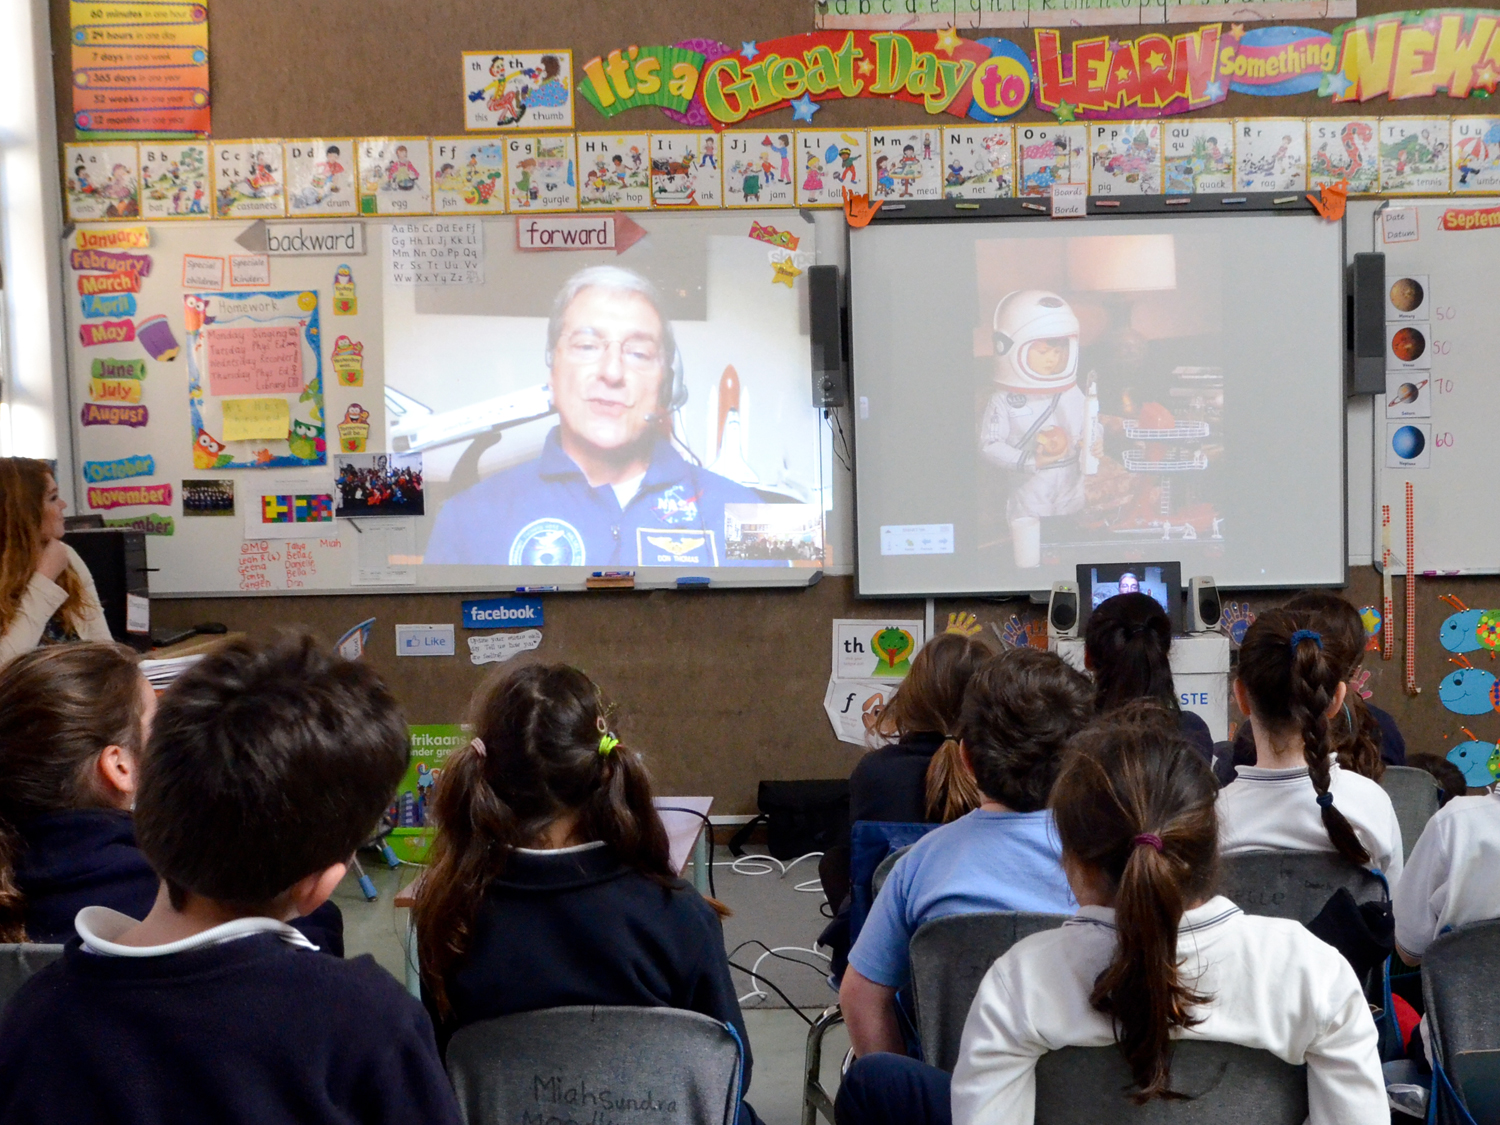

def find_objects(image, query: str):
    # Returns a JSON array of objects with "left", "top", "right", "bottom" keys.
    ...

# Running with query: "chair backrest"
[
  {"left": 1034, "top": 1042, "right": 1308, "bottom": 1125},
  {"left": 0, "top": 944, "right": 63, "bottom": 1007},
  {"left": 1217, "top": 850, "right": 1386, "bottom": 924},
  {"left": 445, "top": 1006, "right": 742, "bottom": 1125},
  {"left": 870, "top": 844, "right": 911, "bottom": 899},
  {"left": 909, "top": 911, "right": 1070, "bottom": 1072},
  {"left": 848, "top": 820, "right": 935, "bottom": 947},
  {"left": 1422, "top": 918, "right": 1500, "bottom": 1113},
  {"left": 1379, "top": 766, "right": 1442, "bottom": 860}
]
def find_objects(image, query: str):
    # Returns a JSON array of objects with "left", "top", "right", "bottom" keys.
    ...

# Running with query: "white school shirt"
[
  {"left": 74, "top": 906, "right": 318, "bottom": 956},
  {"left": 1216, "top": 761, "right": 1404, "bottom": 882},
  {"left": 950, "top": 898, "right": 1386, "bottom": 1125},
  {"left": 1393, "top": 789, "right": 1500, "bottom": 960}
]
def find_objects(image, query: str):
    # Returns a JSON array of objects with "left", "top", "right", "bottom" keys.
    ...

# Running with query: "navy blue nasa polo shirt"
[{"left": 425, "top": 427, "right": 765, "bottom": 567}]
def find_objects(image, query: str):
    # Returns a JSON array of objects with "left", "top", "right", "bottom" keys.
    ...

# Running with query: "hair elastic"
[
  {"left": 1289, "top": 629, "right": 1323, "bottom": 650},
  {"left": 1315, "top": 792, "right": 1334, "bottom": 809},
  {"left": 598, "top": 733, "right": 619, "bottom": 757},
  {"left": 1132, "top": 833, "right": 1164, "bottom": 852},
  {"left": 470, "top": 737, "right": 486, "bottom": 759}
]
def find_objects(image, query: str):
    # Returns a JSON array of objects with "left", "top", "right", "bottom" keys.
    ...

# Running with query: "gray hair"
[{"left": 544, "top": 265, "right": 677, "bottom": 377}]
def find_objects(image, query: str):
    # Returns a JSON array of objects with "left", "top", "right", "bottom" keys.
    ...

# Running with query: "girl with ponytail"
[{"left": 1221, "top": 609, "right": 1404, "bottom": 878}]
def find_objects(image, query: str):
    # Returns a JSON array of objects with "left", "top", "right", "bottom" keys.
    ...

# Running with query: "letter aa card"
[
  {"left": 796, "top": 130, "right": 867, "bottom": 208},
  {"left": 1380, "top": 118, "right": 1450, "bottom": 195},
  {"left": 505, "top": 134, "right": 577, "bottom": 212},
  {"left": 650, "top": 132, "right": 722, "bottom": 208},
  {"left": 1236, "top": 120, "right": 1307, "bottom": 192},
  {"left": 577, "top": 133, "right": 651, "bottom": 210},
  {"left": 139, "top": 142, "right": 208, "bottom": 220},
  {"left": 1162, "top": 120, "right": 1233, "bottom": 194},
  {"left": 868, "top": 129, "right": 942, "bottom": 201},
  {"left": 1308, "top": 120, "right": 1378, "bottom": 195},
  {"left": 65, "top": 144, "right": 138, "bottom": 222},
  {"left": 941, "top": 127, "right": 1014, "bottom": 199},
  {"left": 722, "top": 130, "right": 794, "bottom": 208},
  {"left": 1015, "top": 125, "right": 1085, "bottom": 198},
  {"left": 212, "top": 142, "right": 285, "bottom": 219},
  {"left": 1452, "top": 117, "right": 1500, "bottom": 194},
  {"left": 432, "top": 139, "right": 506, "bottom": 214},
  {"left": 284, "top": 139, "right": 357, "bottom": 217},
  {"left": 1089, "top": 122, "right": 1161, "bottom": 195},
  {"left": 358, "top": 138, "right": 433, "bottom": 215},
  {"left": 463, "top": 50, "right": 574, "bottom": 131}
]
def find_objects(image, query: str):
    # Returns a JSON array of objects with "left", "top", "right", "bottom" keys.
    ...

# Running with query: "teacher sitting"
[{"left": 0, "top": 459, "right": 110, "bottom": 667}]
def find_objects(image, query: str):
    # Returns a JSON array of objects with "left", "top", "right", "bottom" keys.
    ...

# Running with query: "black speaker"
[
  {"left": 62, "top": 528, "right": 150, "bottom": 650},
  {"left": 808, "top": 264, "right": 847, "bottom": 407},
  {"left": 1187, "top": 576, "right": 1221, "bottom": 634},
  {"left": 1346, "top": 252, "right": 1386, "bottom": 396},
  {"left": 1048, "top": 581, "right": 1079, "bottom": 639}
]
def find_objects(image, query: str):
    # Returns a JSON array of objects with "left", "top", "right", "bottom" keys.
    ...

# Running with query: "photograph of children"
[
  {"left": 869, "top": 129, "right": 942, "bottom": 201},
  {"left": 1162, "top": 121, "right": 1233, "bottom": 195},
  {"left": 1452, "top": 117, "right": 1500, "bottom": 193},
  {"left": 724, "top": 503, "right": 824, "bottom": 565},
  {"left": 335, "top": 452, "right": 425, "bottom": 517},
  {"left": 1308, "top": 120, "right": 1378, "bottom": 194},
  {"left": 463, "top": 51, "right": 574, "bottom": 131},
  {"left": 140, "top": 143, "right": 209, "bottom": 220},
  {"left": 181, "top": 479, "right": 235, "bottom": 516}
]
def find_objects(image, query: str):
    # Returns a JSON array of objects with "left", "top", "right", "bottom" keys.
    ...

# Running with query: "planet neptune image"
[{"left": 1392, "top": 425, "right": 1425, "bottom": 460}]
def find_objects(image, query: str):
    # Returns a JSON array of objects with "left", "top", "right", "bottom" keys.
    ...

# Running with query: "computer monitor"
[{"left": 1077, "top": 561, "right": 1183, "bottom": 635}]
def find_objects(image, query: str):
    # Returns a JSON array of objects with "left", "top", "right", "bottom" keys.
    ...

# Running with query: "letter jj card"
[
  {"left": 139, "top": 142, "right": 208, "bottom": 219},
  {"left": 796, "top": 129, "right": 867, "bottom": 208},
  {"left": 650, "top": 132, "right": 722, "bottom": 208},
  {"left": 358, "top": 138, "right": 433, "bottom": 215},
  {"left": 941, "top": 126, "right": 1014, "bottom": 199},
  {"left": 212, "top": 141, "right": 285, "bottom": 219},
  {"left": 1015, "top": 125, "right": 1086, "bottom": 198},
  {"left": 1090, "top": 122, "right": 1161, "bottom": 195},
  {"left": 577, "top": 133, "right": 651, "bottom": 210},
  {"left": 463, "top": 50, "right": 574, "bottom": 131},
  {"left": 1236, "top": 120, "right": 1307, "bottom": 192},
  {"left": 505, "top": 134, "right": 578, "bottom": 212},
  {"left": 1452, "top": 117, "right": 1500, "bottom": 193},
  {"left": 1162, "top": 120, "right": 1233, "bottom": 194},
  {"left": 284, "top": 138, "right": 357, "bottom": 217},
  {"left": 65, "top": 143, "right": 139, "bottom": 222},
  {"left": 868, "top": 128, "right": 942, "bottom": 201},
  {"left": 722, "top": 130, "right": 794, "bottom": 208},
  {"left": 433, "top": 138, "right": 507, "bottom": 214},
  {"left": 1308, "top": 119, "right": 1378, "bottom": 194},
  {"left": 1380, "top": 118, "right": 1451, "bottom": 195}
]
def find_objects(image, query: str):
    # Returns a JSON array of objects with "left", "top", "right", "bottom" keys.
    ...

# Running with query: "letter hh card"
[
  {"left": 212, "top": 141, "right": 286, "bottom": 219},
  {"left": 1089, "top": 122, "right": 1162, "bottom": 196},
  {"left": 1380, "top": 118, "right": 1451, "bottom": 195},
  {"left": 796, "top": 129, "right": 868, "bottom": 208},
  {"left": 284, "top": 139, "right": 357, "bottom": 217},
  {"left": 722, "top": 130, "right": 794, "bottom": 208},
  {"left": 868, "top": 128, "right": 943, "bottom": 202},
  {"left": 577, "top": 132, "right": 651, "bottom": 210},
  {"left": 432, "top": 138, "right": 507, "bottom": 214},
  {"left": 505, "top": 134, "right": 578, "bottom": 212},
  {"left": 1452, "top": 117, "right": 1500, "bottom": 194},
  {"left": 139, "top": 143, "right": 208, "bottom": 220},
  {"left": 650, "top": 131, "right": 722, "bottom": 208},
  {"left": 1236, "top": 120, "right": 1307, "bottom": 192},
  {"left": 1163, "top": 120, "right": 1234, "bottom": 194},
  {"left": 64, "top": 144, "right": 139, "bottom": 222},
  {"left": 1308, "top": 120, "right": 1378, "bottom": 194},
  {"left": 359, "top": 138, "right": 433, "bottom": 215},
  {"left": 463, "top": 50, "right": 574, "bottom": 131},
  {"left": 941, "top": 126, "right": 1014, "bottom": 199},
  {"left": 1015, "top": 125, "right": 1085, "bottom": 198}
]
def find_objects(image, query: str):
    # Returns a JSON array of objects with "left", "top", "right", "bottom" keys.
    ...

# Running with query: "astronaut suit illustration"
[{"left": 979, "top": 290, "right": 1088, "bottom": 555}]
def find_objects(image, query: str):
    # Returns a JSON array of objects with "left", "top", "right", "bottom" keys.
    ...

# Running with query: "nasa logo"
[
  {"left": 508, "top": 518, "right": 586, "bottom": 566},
  {"left": 653, "top": 484, "right": 700, "bottom": 526},
  {"left": 968, "top": 38, "right": 1033, "bottom": 123}
]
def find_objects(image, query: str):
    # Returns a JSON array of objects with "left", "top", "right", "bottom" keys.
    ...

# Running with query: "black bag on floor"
[{"left": 728, "top": 779, "right": 850, "bottom": 861}]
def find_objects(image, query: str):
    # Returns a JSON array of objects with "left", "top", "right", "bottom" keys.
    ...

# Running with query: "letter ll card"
[
  {"left": 868, "top": 128, "right": 942, "bottom": 202},
  {"left": 64, "top": 144, "right": 139, "bottom": 223},
  {"left": 212, "top": 141, "right": 286, "bottom": 219},
  {"left": 577, "top": 132, "right": 651, "bottom": 210},
  {"left": 650, "top": 131, "right": 723, "bottom": 208},
  {"left": 941, "top": 126, "right": 1014, "bottom": 200},
  {"left": 505, "top": 134, "right": 578, "bottom": 212},
  {"left": 1089, "top": 121, "right": 1161, "bottom": 196},
  {"left": 1309, "top": 119, "right": 1378, "bottom": 194},
  {"left": 463, "top": 50, "right": 574, "bottom": 131},
  {"left": 1016, "top": 125, "right": 1085, "bottom": 198},
  {"left": 432, "top": 138, "right": 507, "bottom": 214},
  {"left": 796, "top": 129, "right": 868, "bottom": 208},
  {"left": 1379, "top": 118, "right": 1450, "bottom": 195},
  {"left": 359, "top": 138, "right": 433, "bottom": 215},
  {"left": 284, "top": 138, "right": 357, "bottom": 217},
  {"left": 1163, "top": 120, "right": 1233, "bottom": 194},
  {"left": 722, "top": 130, "right": 794, "bottom": 208},
  {"left": 1236, "top": 120, "right": 1307, "bottom": 192},
  {"left": 140, "top": 143, "right": 208, "bottom": 220},
  {"left": 1452, "top": 117, "right": 1500, "bottom": 194}
]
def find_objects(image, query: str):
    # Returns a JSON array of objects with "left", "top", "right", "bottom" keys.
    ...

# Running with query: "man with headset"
[{"left": 426, "top": 265, "right": 761, "bottom": 566}]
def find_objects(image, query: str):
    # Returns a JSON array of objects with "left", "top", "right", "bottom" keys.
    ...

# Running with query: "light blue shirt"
[{"left": 847, "top": 808, "right": 1076, "bottom": 989}]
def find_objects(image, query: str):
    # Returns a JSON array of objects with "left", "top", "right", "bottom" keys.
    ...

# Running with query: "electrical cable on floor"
[
  {"left": 714, "top": 850, "right": 825, "bottom": 890},
  {"left": 727, "top": 961, "right": 817, "bottom": 1025},
  {"left": 728, "top": 939, "right": 832, "bottom": 1009}
]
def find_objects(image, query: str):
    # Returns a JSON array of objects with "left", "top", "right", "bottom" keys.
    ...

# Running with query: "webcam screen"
[{"left": 1089, "top": 565, "right": 1168, "bottom": 612}]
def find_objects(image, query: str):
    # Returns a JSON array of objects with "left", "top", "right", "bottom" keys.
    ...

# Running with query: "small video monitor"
[{"left": 1076, "top": 561, "right": 1183, "bottom": 635}]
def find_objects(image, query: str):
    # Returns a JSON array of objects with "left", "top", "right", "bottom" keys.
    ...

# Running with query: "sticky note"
[{"left": 222, "top": 397, "right": 290, "bottom": 441}]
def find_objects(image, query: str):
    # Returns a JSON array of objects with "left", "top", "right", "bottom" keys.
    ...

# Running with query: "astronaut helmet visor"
[{"left": 1022, "top": 337, "right": 1074, "bottom": 379}]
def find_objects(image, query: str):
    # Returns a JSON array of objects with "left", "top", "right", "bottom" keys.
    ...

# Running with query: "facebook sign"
[{"left": 461, "top": 597, "right": 544, "bottom": 630}]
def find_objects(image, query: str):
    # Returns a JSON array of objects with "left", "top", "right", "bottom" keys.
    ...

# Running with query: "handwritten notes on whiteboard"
[
  {"left": 222, "top": 397, "right": 290, "bottom": 441},
  {"left": 206, "top": 325, "right": 303, "bottom": 395},
  {"left": 387, "top": 220, "right": 483, "bottom": 285}
]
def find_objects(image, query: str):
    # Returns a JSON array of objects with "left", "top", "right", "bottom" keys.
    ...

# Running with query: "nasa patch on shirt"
[
  {"left": 508, "top": 518, "right": 586, "bottom": 566},
  {"left": 652, "top": 484, "right": 700, "bottom": 526},
  {"left": 636, "top": 528, "right": 718, "bottom": 566}
]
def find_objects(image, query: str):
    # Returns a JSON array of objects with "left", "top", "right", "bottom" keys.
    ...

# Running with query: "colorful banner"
[
  {"left": 83, "top": 454, "right": 155, "bottom": 482},
  {"left": 1330, "top": 10, "right": 1500, "bottom": 102},
  {"left": 87, "top": 482, "right": 172, "bottom": 509},
  {"left": 1222, "top": 26, "right": 1334, "bottom": 96},
  {"left": 1441, "top": 203, "right": 1500, "bottom": 228},
  {"left": 70, "top": 0, "right": 210, "bottom": 137},
  {"left": 81, "top": 402, "right": 148, "bottom": 427},
  {"left": 579, "top": 44, "right": 706, "bottom": 116},
  {"left": 1032, "top": 26, "right": 1225, "bottom": 119}
]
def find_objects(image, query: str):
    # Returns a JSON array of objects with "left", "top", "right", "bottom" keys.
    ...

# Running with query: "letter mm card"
[
  {"left": 941, "top": 127, "right": 1014, "bottom": 199},
  {"left": 1162, "top": 120, "right": 1233, "bottom": 194},
  {"left": 505, "top": 134, "right": 578, "bottom": 213},
  {"left": 359, "top": 138, "right": 433, "bottom": 215},
  {"left": 722, "top": 130, "right": 795, "bottom": 208},
  {"left": 796, "top": 129, "right": 868, "bottom": 208},
  {"left": 868, "top": 128, "right": 943, "bottom": 202},
  {"left": 432, "top": 138, "right": 507, "bottom": 214},
  {"left": 1235, "top": 119, "right": 1307, "bottom": 192},
  {"left": 463, "top": 50, "right": 574, "bottom": 131},
  {"left": 1308, "top": 119, "right": 1378, "bottom": 194},
  {"left": 212, "top": 141, "right": 286, "bottom": 219},
  {"left": 577, "top": 132, "right": 652, "bottom": 210},
  {"left": 1379, "top": 118, "right": 1451, "bottom": 195},
  {"left": 64, "top": 143, "right": 139, "bottom": 222},
  {"left": 284, "top": 139, "right": 358, "bottom": 217},
  {"left": 1015, "top": 125, "right": 1086, "bottom": 198},
  {"left": 1089, "top": 121, "right": 1162, "bottom": 196},
  {"left": 139, "top": 142, "right": 209, "bottom": 220},
  {"left": 1452, "top": 117, "right": 1500, "bottom": 194},
  {"left": 649, "top": 131, "right": 723, "bottom": 209}
]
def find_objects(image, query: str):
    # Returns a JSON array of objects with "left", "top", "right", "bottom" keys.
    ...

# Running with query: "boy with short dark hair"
[{"left": 0, "top": 636, "right": 462, "bottom": 1125}]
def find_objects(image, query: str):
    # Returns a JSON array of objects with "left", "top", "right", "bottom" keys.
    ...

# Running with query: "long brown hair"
[
  {"left": 0, "top": 643, "right": 147, "bottom": 941},
  {"left": 1236, "top": 608, "right": 1372, "bottom": 866},
  {"left": 414, "top": 663, "right": 675, "bottom": 1015},
  {"left": 1051, "top": 702, "right": 1219, "bottom": 1102},
  {"left": 1085, "top": 593, "right": 1177, "bottom": 714},
  {"left": 0, "top": 459, "right": 85, "bottom": 636},
  {"left": 1285, "top": 592, "right": 1384, "bottom": 781}
]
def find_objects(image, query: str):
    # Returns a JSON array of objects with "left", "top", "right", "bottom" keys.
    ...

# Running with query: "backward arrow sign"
[{"left": 235, "top": 219, "right": 268, "bottom": 252}]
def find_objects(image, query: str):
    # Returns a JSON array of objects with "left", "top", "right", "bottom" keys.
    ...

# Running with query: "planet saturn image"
[
  {"left": 1390, "top": 277, "right": 1424, "bottom": 313},
  {"left": 1391, "top": 326, "right": 1426, "bottom": 363}
]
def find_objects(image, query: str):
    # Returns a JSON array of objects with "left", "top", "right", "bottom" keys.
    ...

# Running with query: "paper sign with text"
[
  {"left": 182, "top": 255, "right": 225, "bottom": 289},
  {"left": 468, "top": 629, "right": 544, "bottom": 665},
  {"left": 462, "top": 597, "right": 544, "bottom": 629},
  {"left": 832, "top": 618, "right": 926, "bottom": 680},
  {"left": 221, "top": 397, "right": 291, "bottom": 441},
  {"left": 206, "top": 326, "right": 303, "bottom": 395}
]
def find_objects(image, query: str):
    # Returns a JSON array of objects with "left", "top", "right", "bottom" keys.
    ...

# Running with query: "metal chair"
[
  {"left": 1034, "top": 1041, "right": 1308, "bottom": 1124},
  {"left": 0, "top": 943, "right": 63, "bottom": 1008},
  {"left": 1421, "top": 918, "right": 1500, "bottom": 1125},
  {"left": 1217, "top": 849, "right": 1387, "bottom": 924},
  {"left": 1379, "top": 766, "right": 1442, "bottom": 860},
  {"left": 908, "top": 911, "right": 1070, "bottom": 1073},
  {"left": 870, "top": 844, "right": 910, "bottom": 900},
  {"left": 445, "top": 1006, "right": 742, "bottom": 1125},
  {"left": 801, "top": 1002, "right": 844, "bottom": 1125}
]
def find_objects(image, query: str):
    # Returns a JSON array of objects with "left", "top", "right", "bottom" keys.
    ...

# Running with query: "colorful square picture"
[
  {"left": 504, "top": 134, "right": 577, "bottom": 212},
  {"left": 432, "top": 138, "right": 507, "bottom": 214},
  {"left": 212, "top": 141, "right": 285, "bottom": 219},
  {"left": 1162, "top": 120, "right": 1233, "bottom": 194},
  {"left": 577, "top": 132, "right": 651, "bottom": 210},
  {"left": 1089, "top": 122, "right": 1162, "bottom": 195},
  {"left": 334, "top": 452, "right": 425, "bottom": 517},
  {"left": 64, "top": 143, "right": 139, "bottom": 222},
  {"left": 1452, "top": 117, "right": 1500, "bottom": 193},
  {"left": 1308, "top": 120, "right": 1378, "bottom": 194},
  {"left": 463, "top": 50, "right": 574, "bottom": 131},
  {"left": 649, "top": 131, "right": 723, "bottom": 208},
  {"left": 284, "top": 138, "right": 357, "bottom": 217},
  {"left": 358, "top": 138, "right": 433, "bottom": 215},
  {"left": 941, "top": 126, "right": 1014, "bottom": 199},
  {"left": 868, "top": 128, "right": 942, "bottom": 201},
  {"left": 1236, "top": 120, "right": 1306, "bottom": 192},
  {"left": 1379, "top": 118, "right": 1449, "bottom": 195},
  {"left": 139, "top": 142, "right": 208, "bottom": 219},
  {"left": 796, "top": 129, "right": 867, "bottom": 207},
  {"left": 722, "top": 130, "right": 795, "bottom": 208},
  {"left": 1015, "top": 124, "right": 1085, "bottom": 198}
]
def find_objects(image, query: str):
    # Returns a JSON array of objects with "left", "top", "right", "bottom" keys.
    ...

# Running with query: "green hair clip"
[{"left": 598, "top": 733, "right": 619, "bottom": 756}]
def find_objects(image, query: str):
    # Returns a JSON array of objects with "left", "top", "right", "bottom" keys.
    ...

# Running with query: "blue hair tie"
[
  {"left": 1290, "top": 629, "right": 1323, "bottom": 650},
  {"left": 1316, "top": 792, "right": 1334, "bottom": 809}
]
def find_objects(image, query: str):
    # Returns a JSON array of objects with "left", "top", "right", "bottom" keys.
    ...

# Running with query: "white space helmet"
[{"left": 991, "top": 289, "right": 1079, "bottom": 392}]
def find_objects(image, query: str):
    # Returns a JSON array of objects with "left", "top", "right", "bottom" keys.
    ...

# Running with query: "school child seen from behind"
[{"left": 0, "top": 636, "right": 461, "bottom": 1125}]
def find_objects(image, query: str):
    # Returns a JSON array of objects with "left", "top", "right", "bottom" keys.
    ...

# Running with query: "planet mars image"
[{"left": 1391, "top": 326, "right": 1426, "bottom": 362}]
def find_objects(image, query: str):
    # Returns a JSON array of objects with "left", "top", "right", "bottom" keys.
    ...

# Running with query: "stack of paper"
[{"left": 139, "top": 654, "right": 205, "bottom": 691}]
